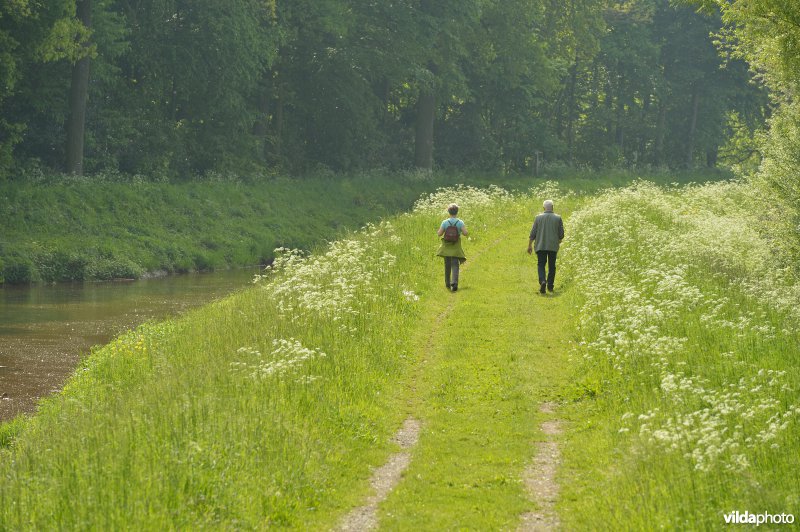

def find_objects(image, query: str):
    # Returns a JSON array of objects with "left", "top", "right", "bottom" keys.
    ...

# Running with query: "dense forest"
[
  {"left": 0, "top": 0, "right": 774, "bottom": 178},
  {"left": 3, "top": 0, "right": 799, "bottom": 264}
]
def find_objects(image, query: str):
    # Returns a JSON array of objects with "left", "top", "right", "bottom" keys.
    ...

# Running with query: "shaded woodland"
[{"left": 0, "top": 0, "right": 770, "bottom": 178}]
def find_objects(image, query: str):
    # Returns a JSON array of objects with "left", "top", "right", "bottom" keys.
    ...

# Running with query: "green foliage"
[
  {"left": 561, "top": 0, "right": 768, "bottom": 169},
  {"left": 435, "top": 0, "right": 560, "bottom": 171},
  {"left": 0, "top": 415, "right": 29, "bottom": 449},
  {"left": 0, "top": 0, "right": 76, "bottom": 175},
  {"left": 560, "top": 181, "right": 800, "bottom": 528},
  {"left": 1, "top": 259, "right": 32, "bottom": 284},
  {"left": 90, "top": 0, "right": 280, "bottom": 176},
  {"left": 708, "top": 0, "right": 800, "bottom": 266},
  {"left": 35, "top": 16, "right": 96, "bottom": 63},
  {"left": 713, "top": 0, "right": 800, "bottom": 99},
  {"left": 718, "top": 111, "right": 763, "bottom": 176},
  {"left": 0, "top": 0, "right": 767, "bottom": 177},
  {"left": 0, "top": 170, "right": 541, "bottom": 284}
]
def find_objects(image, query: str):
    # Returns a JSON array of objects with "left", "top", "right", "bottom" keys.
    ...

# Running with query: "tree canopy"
[
  {"left": 699, "top": 0, "right": 800, "bottom": 261},
  {"left": 0, "top": 0, "right": 771, "bottom": 178}
]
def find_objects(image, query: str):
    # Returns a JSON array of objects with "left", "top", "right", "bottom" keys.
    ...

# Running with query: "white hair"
[{"left": 543, "top": 199, "right": 554, "bottom": 211}]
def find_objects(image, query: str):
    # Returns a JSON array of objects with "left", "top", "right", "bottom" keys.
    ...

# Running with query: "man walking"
[{"left": 527, "top": 199, "right": 564, "bottom": 294}]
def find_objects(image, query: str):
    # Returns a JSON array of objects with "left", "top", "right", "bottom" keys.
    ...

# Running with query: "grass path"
[
  {"left": 520, "top": 402, "right": 564, "bottom": 530},
  {"left": 375, "top": 219, "right": 576, "bottom": 529},
  {"left": 7, "top": 178, "right": 795, "bottom": 529}
]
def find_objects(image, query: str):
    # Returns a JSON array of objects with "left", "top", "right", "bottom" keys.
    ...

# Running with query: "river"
[{"left": 0, "top": 268, "right": 260, "bottom": 422}]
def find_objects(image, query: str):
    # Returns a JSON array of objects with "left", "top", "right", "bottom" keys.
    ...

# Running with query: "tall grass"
[
  {"left": 0, "top": 168, "right": 729, "bottom": 284},
  {"left": 3, "top": 171, "right": 777, "bottom": 529},
  {"left": 0, "top": 171, "right": 535, "bottom": 284},
  {"left": 0, "top": 184, "right": 516, "bottom": 528},
  {"left": 560, "top": 180, "right": 800, "bottom": 528}
]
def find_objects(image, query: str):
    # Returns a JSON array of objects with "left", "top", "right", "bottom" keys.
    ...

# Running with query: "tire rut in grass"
[
  {"left": 337, "top": 286, "right": 459, "bottom": 531},
  {"left": 520, "top": 401, "right": 564, "bottom": 531},
  {"left": 338, "top": 233, "right": 506, "bottom": 531},
  {"left": 338, "top": 417, "right": 421, "bottom": 531}
]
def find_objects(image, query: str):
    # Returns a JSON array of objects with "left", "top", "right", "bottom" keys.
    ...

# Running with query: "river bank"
[
  {"left": 0, "top": 268, "right": 260, "bottom": 421},
  {"left": 0, "top": 171, "right": 538, "bottom": 285},
  {"left": 5, "top": 172, "right": 792, "bottom": 529},
  {"left": 0, "top": 168, "right": 732, "bottom": 285}
]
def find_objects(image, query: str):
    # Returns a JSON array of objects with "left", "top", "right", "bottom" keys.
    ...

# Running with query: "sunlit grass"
[
  {"left": 0, "top": 184, "right": 518, "bottom": 528},
  {"left": 559, "top": 180, "right": 800, "bottom": 528},
  {"left": 3, "top": 172, "right": 792, "bottom": 529}
]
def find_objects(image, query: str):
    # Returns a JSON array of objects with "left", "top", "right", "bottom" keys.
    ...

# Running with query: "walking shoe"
[
  {"left": 539, "top": 282, "right": 546, "bottom": 294},
  {"left": 547, "top": 285, "right": 554, "bottom": 293},
  {"left": 451, "top": 284, "right": 458, "bottom": 292},
  {"left": 446, "top": 283, "right": 451, "bottom": 289}
]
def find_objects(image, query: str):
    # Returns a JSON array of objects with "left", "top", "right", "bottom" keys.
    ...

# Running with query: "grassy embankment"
[
  {"left": 0, "top": 171, "right": 532, "bottom": 284},
  {"left": 4, "top": 169, "right": 796, "bottom": 529},
  {"left": 0, "top": 168, "right": 727, "bottom": 284},
  {"left": 559, "top": 181, "right": 800, "bottom": 528},
  {"left": 0, "top": 182, "right": 538, "bottom": 528}
]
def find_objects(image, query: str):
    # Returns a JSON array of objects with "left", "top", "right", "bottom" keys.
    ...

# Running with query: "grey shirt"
[{"left": 530, "top": 212, "right": 564, "bottom": 252}]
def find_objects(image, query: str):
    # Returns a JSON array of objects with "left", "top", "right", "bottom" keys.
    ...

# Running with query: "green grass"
[
  {"left": 0, "top": 168, "right": 728, "bottom": 284},
  {"left": 0, "top": 171, "right": 526, "bottom": 283},
  {"left": 0, "top": 184, "right": 528, "bottom": 528},
  {"left": 4, "top": 170, "right": 794, "bottom": 530},
  {"left": 557, "top": 181, "right": 800, "bottom": 528},
  {"left": 379, "top": 212, "right": 576, "bottom": 529}
]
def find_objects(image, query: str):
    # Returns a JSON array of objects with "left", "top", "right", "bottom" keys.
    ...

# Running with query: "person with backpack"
[
  {"left": 527, "top": 199, "right": 565, "bottom": 294},
  {"left": 437, "top": 203, "right": 469, "bottom": 292}
]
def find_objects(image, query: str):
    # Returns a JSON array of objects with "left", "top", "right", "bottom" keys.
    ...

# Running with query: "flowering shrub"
[
  {"left": 254, "top": 221, "right": 400, "bottom": 329},
  {"left": 412, "top": 184, "right": 514, "bottom": 215},
  {"left": 569, "top": 180, "right": 799, "bottom": 472},
  {"left": 231, "top": 338, "right": 327, "bottom": 381}
]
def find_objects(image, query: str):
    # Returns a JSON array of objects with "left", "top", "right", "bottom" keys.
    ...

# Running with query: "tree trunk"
[
  {"left": 615, "top": 76, "right": 625, "bottom": 150},
  {"left": 253, "top": 77, "right": 271, "bottom": 162},
  {"left": 604, "top": 80, "right": 614, "bottom": 141},
  {"left": 273, "top": 88, "right": 284, "bottom": 159},
  {"left": 65, "top": 0, "right": 92, "bottom": 175},
  {"left": 686, "top": 87, "right": 700, "bottom": 169},
  {"left": 414, "top": 89, "right": 435, "bottom": 169},
  {"left": 550, "top": 84, "right": 566, "bottom": 137},
  {"left": 654, "top": 99, "right": 667, "bottom": 166},
  {"left": 381, "top": 77, "right": 391, "bottom": 125},
  {"left": 638, "top": 93, "right": 650, "bottom": 162},
  {"left": 706, "top": 146, "right": 718, "bottom": 168},
  {"left": 565, "top": 56, "right": 579, "bottom": 162}
]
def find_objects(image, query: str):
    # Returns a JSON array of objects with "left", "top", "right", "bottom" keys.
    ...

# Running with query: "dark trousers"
[
  {"left": 536, "top": 250, "right": 557, "bottom": 288},
  {"left": 444, "top": 257, "right": 460, "bottom": 287}
]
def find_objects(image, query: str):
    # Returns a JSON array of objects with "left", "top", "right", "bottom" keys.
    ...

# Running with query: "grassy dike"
[
  {"left": 0, "top": 168, "right": 728, "bottom": 284},
  {"left": 0, "top": 184, "right": 542, "bottom": 528},
  {"left": 0, "top": 172, "right": 534, "bottom": 284},
  {"left": 379, "top": 211, "right": 576, "bottom": 528},
  {"left": 558, "top": 181, "right": 800, "bottom": 529},
  {"left": 5, "top": 170, "right": 792, "bottom": 530}
]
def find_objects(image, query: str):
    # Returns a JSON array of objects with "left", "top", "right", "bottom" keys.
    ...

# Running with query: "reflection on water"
[{"left": 0, "top": 268, "right": 260, "bottom": 422}]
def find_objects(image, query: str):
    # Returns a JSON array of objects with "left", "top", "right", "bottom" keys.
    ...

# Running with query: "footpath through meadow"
[
  {"left": 4, "top": 180, "right": 797, "bottom": 530},
  {"left": 343, "top": 218, "right": 576, "bottom": 530}
]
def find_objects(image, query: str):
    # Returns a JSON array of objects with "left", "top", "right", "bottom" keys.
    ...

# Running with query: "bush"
[
  {"left": 85, "top": 257, "right": 144, "bottom": 280},
  {"left": 33, "top": 250, "right": 88, "bottom": 282},
  {"left": 2, "top": 261, "right": 33, "bottom": 284},
  {"left": 754, "top": 103, "right": 800, "bottom": 268}
]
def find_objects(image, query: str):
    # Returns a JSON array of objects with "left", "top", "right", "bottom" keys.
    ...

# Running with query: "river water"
[{"left": 0, "top": 268, "right": 260, "bottom": 422}]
